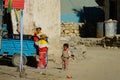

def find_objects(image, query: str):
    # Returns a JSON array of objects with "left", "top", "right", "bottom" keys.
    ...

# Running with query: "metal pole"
[{"left": 20, "top": 9, "right": 24, "bottom": 73}]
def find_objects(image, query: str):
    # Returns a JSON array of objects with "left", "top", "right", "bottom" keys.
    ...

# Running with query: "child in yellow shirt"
[{"left": 35, "top": 34, "right": 48, "bottom": 69}]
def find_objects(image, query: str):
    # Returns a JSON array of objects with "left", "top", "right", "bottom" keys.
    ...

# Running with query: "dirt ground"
[{"left": 0, "top": 47, "right": 120, "bottom": 80}]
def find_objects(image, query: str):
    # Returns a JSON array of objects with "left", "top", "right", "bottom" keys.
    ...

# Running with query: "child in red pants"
[
  {"left": 37, "top": 46, "right": 48, "bottom": 69},
  {"left": 35, "top": 34, "right": 48, "bottom": 69}
]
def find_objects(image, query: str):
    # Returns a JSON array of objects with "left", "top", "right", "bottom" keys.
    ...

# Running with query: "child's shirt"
[
  {"left": 62, "top": 49, "right": 71, "bottom": 58},
  {"left": 35, "top": 39, "right": 48, "bottom": 48}
]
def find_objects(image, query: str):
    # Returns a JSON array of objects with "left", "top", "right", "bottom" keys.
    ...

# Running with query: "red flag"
[
  {"left": 4, "top": 0, "right": 25, "bottom": 9},
  {"left": 4, "top": 0, "right": 9, "bottom": 8},
  {"left": 13, "top": 0, "right": 24, "bottom": 9}
]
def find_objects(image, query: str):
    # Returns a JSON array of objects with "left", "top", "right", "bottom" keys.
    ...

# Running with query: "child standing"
[
  {"left": 35, "top": 34, "right": 48, "bottom": 69},
  {"left": 61, "top": 43, "right": 71, "bottom": 70}
]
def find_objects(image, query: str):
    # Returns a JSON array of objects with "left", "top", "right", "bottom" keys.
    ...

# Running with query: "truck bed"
[{"left": 0, "top": 35, "right": 37, "bottom": 56}]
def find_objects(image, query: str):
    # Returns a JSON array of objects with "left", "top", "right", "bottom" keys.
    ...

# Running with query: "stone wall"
[{"left": 61, "top": 22, "right": 84, "bottom": 37}]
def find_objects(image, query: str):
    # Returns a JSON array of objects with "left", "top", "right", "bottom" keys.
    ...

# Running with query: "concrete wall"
[{"left": 11, "top": 0, "right": 61, "bottom": 60}]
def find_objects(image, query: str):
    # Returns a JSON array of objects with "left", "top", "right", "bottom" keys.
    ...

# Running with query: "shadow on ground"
[
  {"left": 0, "top": 56, "right": 13, "bottom": 66},
  {"left": 0, "top": 56, "right": 38, "bottom": 68},
  {"left": 26, "top": 56, "right": 38, "bottom": 68}
]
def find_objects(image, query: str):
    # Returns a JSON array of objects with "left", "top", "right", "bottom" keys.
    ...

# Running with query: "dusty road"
[{"left": 0, "top": 47, "right": 120, "bottom": 80}]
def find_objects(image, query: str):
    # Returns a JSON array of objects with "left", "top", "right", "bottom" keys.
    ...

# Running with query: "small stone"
[{"left": 64, "top": 29, "right": 69, "bottom": 34}]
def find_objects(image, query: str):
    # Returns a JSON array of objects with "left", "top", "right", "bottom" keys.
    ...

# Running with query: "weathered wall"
[{"left": 11, "top": 0, "right": 61, "bottom": 60}]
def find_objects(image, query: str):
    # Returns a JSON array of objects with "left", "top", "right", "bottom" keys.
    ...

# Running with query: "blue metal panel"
[{"left": 0, "top": 39, "right": 37, "bottom": 56}]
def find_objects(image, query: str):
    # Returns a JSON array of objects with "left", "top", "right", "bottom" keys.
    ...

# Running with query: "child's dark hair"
[
  {"left": 36, "top": 27, "right": 41, "bottom": 30},
  {"left": 63, "top": 43, "right": 69, "bottom": 48}
]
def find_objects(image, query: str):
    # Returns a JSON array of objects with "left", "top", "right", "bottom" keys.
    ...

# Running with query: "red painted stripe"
[
  {"left": 13, "top": 0, "right": 24, "bottom": 9},
  {"left": 4, "top": 0, "right": 25, "bottom": 9},
  {"left": 4, "top": 0, "right": 9, "bottom": 8}
]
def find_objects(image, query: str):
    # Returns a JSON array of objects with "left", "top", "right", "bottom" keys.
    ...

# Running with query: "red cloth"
[
  {"left": 38, "top": 47, "right": 47, "bottom": 52},
  {"left": 4, "top": 0, "right": 9, "bottom": 8},
  {"left": 4, "top": 0, "right": 24, "bottom": 9},
  {"left": 33, "top": 36, "right": 39, "bottom": 42},
  {"left": 37, "top": 47, "right": 47, "bottom": 68},
  {"left": 13, "top": 0, "right": 24, "bottom": 9}
]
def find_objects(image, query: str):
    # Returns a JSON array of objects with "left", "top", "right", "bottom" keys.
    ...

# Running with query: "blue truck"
[{"left": 0, "top": 27, "right": 37, "bottom": 67}]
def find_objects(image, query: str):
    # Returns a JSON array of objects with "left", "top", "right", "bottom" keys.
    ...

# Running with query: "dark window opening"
[
  {"left": 3, "top": 10, "right": 13, "bottom": 38},
  {"left": 109, "top": 0, "right": 117, "bottom": 19}
]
